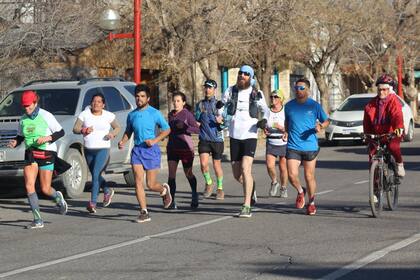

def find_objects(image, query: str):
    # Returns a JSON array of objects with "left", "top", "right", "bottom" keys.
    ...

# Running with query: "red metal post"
[
  {"left": 133, "top": 0, "right": 141, "bottom": 84},
  {"left": 397, "top": 53, "right": 403, "bottom": 98}
]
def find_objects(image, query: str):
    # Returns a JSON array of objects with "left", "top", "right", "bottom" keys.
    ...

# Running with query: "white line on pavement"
[
  {"left": 316, "top": 190, "right": 335, "bottom": 195},
  {"left": 0, "top": 189, "right": 335, "bottom": 279},
  {"left": 354, "top": 180, "right": 369, "bottom": 185},
  {"left": 0, "top": 216, "right": 232, "bottom": 279},
  {"left": 318, "top": 232, "right": 420, "bottom": 280}
]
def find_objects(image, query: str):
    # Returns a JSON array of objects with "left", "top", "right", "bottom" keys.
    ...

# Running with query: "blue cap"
[{"left": 239, "top": 65, "right": 254, "bottom": 78}]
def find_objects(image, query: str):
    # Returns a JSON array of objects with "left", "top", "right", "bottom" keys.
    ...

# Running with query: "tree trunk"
[{"left": 312, "top": 70, "right": 330, "bottom": 114}]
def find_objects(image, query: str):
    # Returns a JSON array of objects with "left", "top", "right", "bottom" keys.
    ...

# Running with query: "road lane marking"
[
  {"left": 354, "top": 180, "right": 369, "bottom": 185},
  {"left": 0, "top": 190, "right": 335, "bottom": 278},
  {"left": 318, "top": 232, "right": 420, "bottom": 280},
  {"left": 316, "top": 190, "right": 335, "bottom": 195}
]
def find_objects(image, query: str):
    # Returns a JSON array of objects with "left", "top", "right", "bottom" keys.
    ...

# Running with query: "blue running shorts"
[{"left": 131, "top": 144, "right": 161, "bottom": 170}]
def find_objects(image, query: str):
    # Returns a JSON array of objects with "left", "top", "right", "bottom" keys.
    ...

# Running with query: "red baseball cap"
[{"left": 21, "top": 90, "right": 38, "bottom": 106}]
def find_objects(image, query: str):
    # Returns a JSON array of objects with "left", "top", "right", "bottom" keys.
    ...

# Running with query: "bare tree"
[{"left": 0, "top": 0, "right": 105, "bottom": 93}]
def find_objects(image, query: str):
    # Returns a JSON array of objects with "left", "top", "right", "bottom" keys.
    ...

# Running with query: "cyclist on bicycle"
[{"left": 363, "top": 74, "right": 405, "bottom": 177}]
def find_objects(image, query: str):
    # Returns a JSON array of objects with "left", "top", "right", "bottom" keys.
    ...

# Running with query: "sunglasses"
[
  {"left": 294, "top": 85, "right": 306, "bottom": 91},
  {"left": 238, "top": 71, "right": 251, "bottom": 77},
  {"left": 378, "top": 88, "right": 389, "bottom": 91},
  {"left": 270, "top": 96, "right": 280, "bottom": 99}
]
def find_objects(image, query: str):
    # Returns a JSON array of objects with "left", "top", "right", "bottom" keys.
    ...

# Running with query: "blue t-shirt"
[
  {"left": 285, "top": 98, "right": 328, "bottom": 151},
  {"left": 126, "top": 105, "right": 170, "bottom": 146}
]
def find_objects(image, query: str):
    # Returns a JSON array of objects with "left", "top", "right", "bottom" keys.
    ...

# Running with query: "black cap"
[{"left": 203, "top": 79, "right": 217, "bottom": 88}]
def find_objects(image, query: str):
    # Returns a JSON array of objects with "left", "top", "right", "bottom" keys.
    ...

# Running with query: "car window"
[
  {"left": 102, "top": 87, "right": 130, "bottom": 112},
  {"left": 82, "top": 87, "right": 102, "bottom": 111},
  {"left": 337, "top": 97, "right": 372, "bottom": 111},
  {"left": 0, "top": 89, "right": 80, "bottom": 116},
  {"left": 124, "top": 85, "right": 136, "bottom": 97}
]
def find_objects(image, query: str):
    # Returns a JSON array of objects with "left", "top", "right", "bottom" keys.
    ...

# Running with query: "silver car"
[
  {"left": 325, "top": 93, "right": 415, "bottom": 144},
  {"left": 0, "top": 78, "right": 137, "bottom": 197}
]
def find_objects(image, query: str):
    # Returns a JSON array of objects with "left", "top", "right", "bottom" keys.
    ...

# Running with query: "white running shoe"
[{"left": 269, "top": 182, "right": 280, "bottom": 197}]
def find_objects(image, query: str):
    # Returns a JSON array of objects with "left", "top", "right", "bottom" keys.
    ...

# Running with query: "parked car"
[
  {"left": 0, "top": 78, "right": 137, "bottom": 197},
  {"left": 325, "top": 93, "right": 415, "bottom": 144}
]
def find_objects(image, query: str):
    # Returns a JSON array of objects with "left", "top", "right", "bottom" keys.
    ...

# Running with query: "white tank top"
[{"left": 266, "top": 109, "right": 286, "bottom": 146}]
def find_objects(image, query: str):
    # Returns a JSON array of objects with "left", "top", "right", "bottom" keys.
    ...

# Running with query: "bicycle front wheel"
[
  {"left": 386, "top": 179, "right": 399, "bottom": 210},
  {"left": 369, "top": 160, "right": 384, "bottom": 218}
]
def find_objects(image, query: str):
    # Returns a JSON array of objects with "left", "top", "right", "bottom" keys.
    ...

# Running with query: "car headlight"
[
  {"left": 353, "top": 120, "right": 363, "bottom": 126},
  {"left": 329, "top": 119, "right": 337, "bottom": 125}
]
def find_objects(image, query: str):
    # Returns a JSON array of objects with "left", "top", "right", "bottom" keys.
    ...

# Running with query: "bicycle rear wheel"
[{"left": 369, "top": 160, "right": 384, "bottom": 217}]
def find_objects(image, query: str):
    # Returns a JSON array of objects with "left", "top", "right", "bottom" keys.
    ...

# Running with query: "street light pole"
[
  {"left": 133, "top": 0, "right": 141, "bottom": 84},
  {"left": 106, "top": 0, "right": 142, "bottom": 84}
]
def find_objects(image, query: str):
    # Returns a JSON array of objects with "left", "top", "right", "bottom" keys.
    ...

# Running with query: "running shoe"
[
  {"left": 161, "top": 183, "right": 172, "bottom": 209},
  {"left": 306, "top": 203, "right": 317, "bottom": 215},
  {"left": 216, "top": 189, "right": 225, "bottom": 200},
  {"left": 56, "top": 191, "right": 68, "bottom": 215},
  {"left": 27, "top": 219, "right": 44, "bottom": 229},
  {"left": 238, "top": 205, "right": 252, "bottom": 218},
  {"left": 269, "top": 182, "right": 280, "bottom": 197},
  {"left": 86, "top": 202, "right": 97, "bottom": 214},
  {"left": 296, "top": 187, "right": 306, "bottom": 209},
  {"left": 103, "top": 188, "right": 115, "bottom": 207},
  {"left": 137, "top": 209, "right": 151, "bottom": 223},
  {"left": 279, "top": 187, "right": 288, "bottom": 198},
  {"left": 191, "top": 192, "right": 199, "bottom": 209},
  {"left": 203, "top": 184, "right": 214, "bottom": 198}
]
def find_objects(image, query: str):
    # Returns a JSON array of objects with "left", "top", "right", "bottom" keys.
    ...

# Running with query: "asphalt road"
[{"left": 0, "top": 129, "right": 419, "bottom": 280}]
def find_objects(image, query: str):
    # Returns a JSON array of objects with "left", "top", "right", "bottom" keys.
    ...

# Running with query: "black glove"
[
  {"left": 215, "top": 101, "right": 224, "bottom": 109},
  {"left": 256, "top": 119, "right": 267, "bottom": 129}
]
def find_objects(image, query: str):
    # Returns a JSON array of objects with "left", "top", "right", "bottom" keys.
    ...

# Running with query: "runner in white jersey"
[
  {"left": 221, "top": 65, "right": 269, "bottom": 218},
  {"left": 8, "top": 90, "right": 68, "bottom": 229},
  {"left": 264, "top": 89, "right": 288, "bottom": 198}
]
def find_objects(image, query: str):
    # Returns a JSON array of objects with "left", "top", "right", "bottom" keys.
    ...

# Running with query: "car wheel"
[
  {"left": 124, "top": 169, "right": 136, "bottom": 187},
  {"left": 404, "top": 120, "right": 414, "bottom": 142},
  {"left": 58, "top": 148, "right": 88, "bottom": 198}
]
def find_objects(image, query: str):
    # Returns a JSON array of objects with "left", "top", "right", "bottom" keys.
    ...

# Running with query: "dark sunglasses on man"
[
  {"left": 294, "top": 85, "right": 306, "bottom": 91},
  {"left": 238, "top": 71, "right": 251, "bottom": 77}
]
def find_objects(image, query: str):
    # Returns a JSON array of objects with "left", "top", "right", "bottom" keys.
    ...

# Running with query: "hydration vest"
[{"left": 225, "top": 85, "right": 262, "bottom": 119}]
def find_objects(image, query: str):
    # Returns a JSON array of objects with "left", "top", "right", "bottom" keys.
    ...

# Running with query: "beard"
[{"left": 237, "top": 78, "right": 251, "bottom": 90}]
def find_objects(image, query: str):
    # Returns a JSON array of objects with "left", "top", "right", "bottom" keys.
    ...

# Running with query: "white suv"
[{"left": 0, "top": 78, "right": 137, "bottom": 197}]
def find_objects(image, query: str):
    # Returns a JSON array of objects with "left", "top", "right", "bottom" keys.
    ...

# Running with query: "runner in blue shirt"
[
  {"left": 284, "top": 78, "right": 329, "bottom": 216},
  {"left": 195, "top": 79, "right": 225, "bottom": 200},
  {"left": 118, "top": 84, "right": 172, "bottom": 223}
]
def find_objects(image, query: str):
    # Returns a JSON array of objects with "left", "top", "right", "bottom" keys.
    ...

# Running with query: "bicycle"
[{"left": 364, "top": 133, "right": 400, "bottom": 218}]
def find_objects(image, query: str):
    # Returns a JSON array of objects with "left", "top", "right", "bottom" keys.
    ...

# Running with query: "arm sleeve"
[
  {"left": 51, "top": 129, "right": 65, "bottom": 143},
  {"left": 15, "top": 135, "right": 24, "bottom": 146}
]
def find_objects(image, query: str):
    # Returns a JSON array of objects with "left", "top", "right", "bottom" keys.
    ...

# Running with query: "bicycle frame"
[{"left": 365, "top": 133, "right": 399, "bottom": 217}]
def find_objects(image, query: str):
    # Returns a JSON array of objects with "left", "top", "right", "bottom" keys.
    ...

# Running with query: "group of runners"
[{"left": 10, "top": 64, "right": 406, "bottom": 228}]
